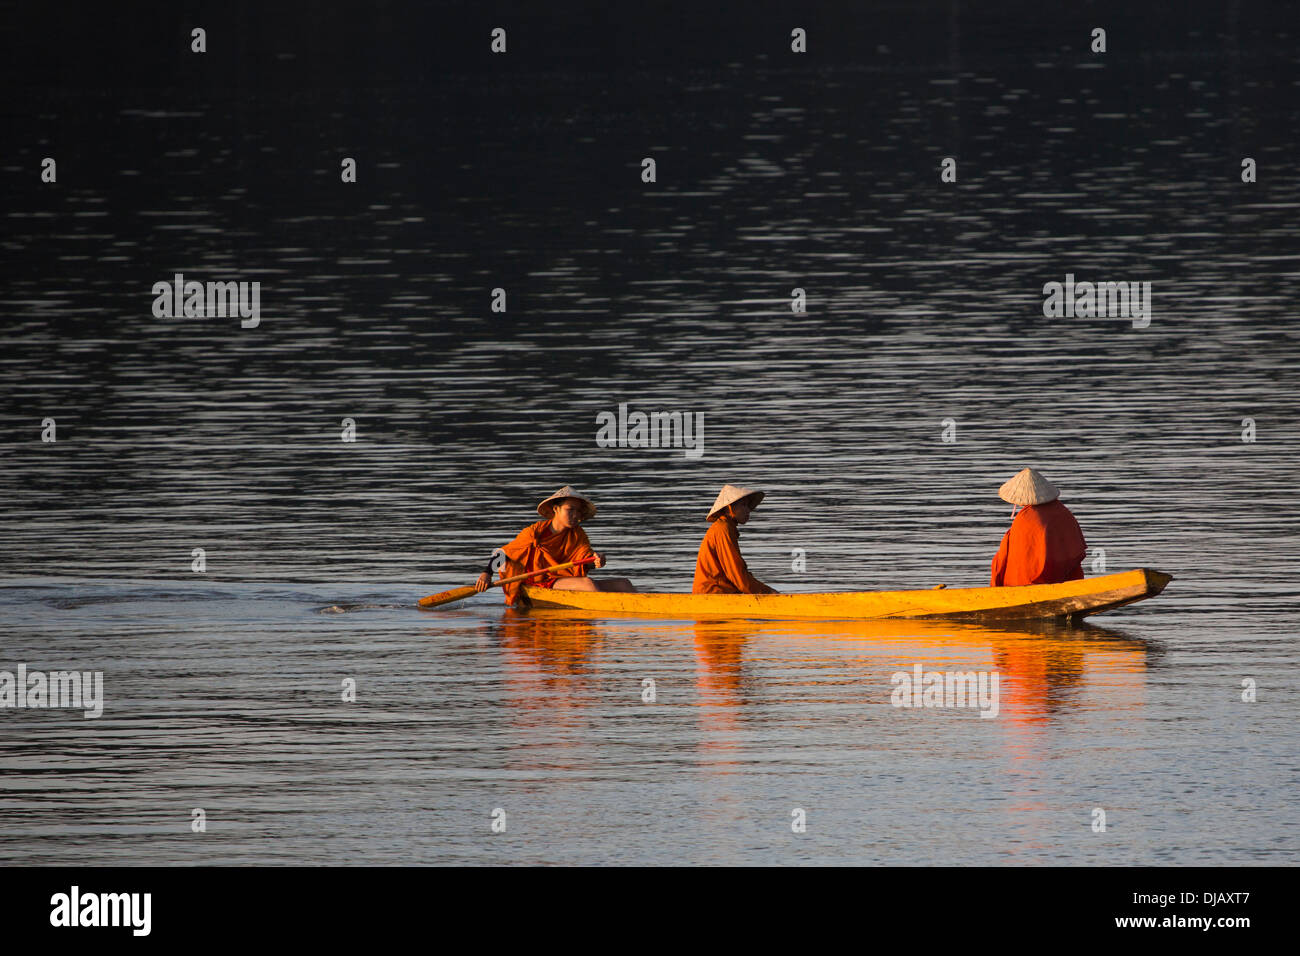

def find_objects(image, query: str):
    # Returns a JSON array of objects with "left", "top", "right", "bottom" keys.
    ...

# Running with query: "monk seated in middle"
[{"left": 693, "top": 484, "right": 778, "bottom": 594}]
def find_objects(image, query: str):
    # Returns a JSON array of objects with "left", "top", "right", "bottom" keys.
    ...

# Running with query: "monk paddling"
[
  {"left": 990, "top": 468, "right": 1088, "bottom": 586},
  {"left": 475, "top": 486, "right": 636, "bottom": 604},
  {"left": 693, "top": 484, "right": 778, "bottom": 595}
]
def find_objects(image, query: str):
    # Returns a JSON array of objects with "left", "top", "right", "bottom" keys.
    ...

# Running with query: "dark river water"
[{"left": 2, "top": 6, "right": 1298, "bottom": 864}]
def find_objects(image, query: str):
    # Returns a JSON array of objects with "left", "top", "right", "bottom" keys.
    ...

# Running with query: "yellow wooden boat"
[{"left": 520, "top": 568, "right": 1172, "bottom": 623}]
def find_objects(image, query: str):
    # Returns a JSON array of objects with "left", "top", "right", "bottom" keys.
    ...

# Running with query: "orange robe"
[
  {"left": 990, "top": 499, "right": 1087, "bottom": 587},
  {"left": 497, "top": 519, "right": 595, "bottom": 604},
  {"left": 693, "top": 517, "right": 774, "bottom": 594}
]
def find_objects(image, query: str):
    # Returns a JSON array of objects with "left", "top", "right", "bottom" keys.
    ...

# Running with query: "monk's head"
[
  {"left": 727, "top": 500, "right": 752, "bottom": 524},
  {"left": 550, "top": 498, "right": 586, "bottom": 531},
  {"left": 706, "top": 484, "right": 764, "bottom": 525}
]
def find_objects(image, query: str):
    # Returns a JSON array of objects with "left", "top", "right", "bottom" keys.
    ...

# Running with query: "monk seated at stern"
[{"left": 990, "top": 468, "right": 1087, "bottom": 587}]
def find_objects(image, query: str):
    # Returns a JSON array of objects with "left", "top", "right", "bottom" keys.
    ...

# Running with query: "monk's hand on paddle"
[
  {"left": 474, "top": 572, "right": 491, "bottom": 592},
  {"left": 593, "top": 553, "right": 606, "bottom": 569}
]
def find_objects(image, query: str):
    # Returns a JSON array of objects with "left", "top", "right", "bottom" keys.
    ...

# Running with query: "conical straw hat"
[
  {"left": 706, "top": 484, "right": 765, "bottom": 522},
  {"left": 537, "top": 485, "right": 597, "bottom": 520},
  {"left": 998, "top": 468, "right": 1059, "bottom": 506}
]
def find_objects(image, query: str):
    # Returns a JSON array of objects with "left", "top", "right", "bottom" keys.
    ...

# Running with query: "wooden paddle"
[{"left": 417, "top": 557, "right": 597, "bottom": 609}]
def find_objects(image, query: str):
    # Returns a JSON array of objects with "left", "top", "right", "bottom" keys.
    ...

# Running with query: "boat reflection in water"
[
  {"left": 472, "top": 610, "right": 610, "bottom": 782},
  {"left": 490, "top": 609, "right": 1152, "bottom": 716},
  {"left": 476, "top": 609, "right": 1155, "bottom": 804},
  {"left": 690, "top": 622, "right": 752, "bottom": 770},
  {"left": 462, "top": 608, "right": 1154, "bottom": 858},
  {"left": 491, "top": 608, "right": 604, "bottom": 678}
]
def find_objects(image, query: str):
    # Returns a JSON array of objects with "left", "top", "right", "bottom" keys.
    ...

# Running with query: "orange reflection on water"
[
  {"left": 486, "top": 609, "right": 1153, "bottom": 794},
  {"left": 494, "top": 608, "right": 602, "bottom": 680},
  {"left": 484, "top": 610, "right": 605, "bottom": 779},
  {"left": 684, "top": 617, "right": 1150, "bottom": 773},
  {"left": 692, "top": 621, "right": 751, "bottom": 768}
]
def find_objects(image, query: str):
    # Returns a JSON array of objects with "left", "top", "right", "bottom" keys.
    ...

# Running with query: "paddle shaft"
[
  {"left": 487, "top": 557, "right": 595, "bottom": 589},
  {"left": 417, "top": 557, "right": 596, "bottom": 608}
]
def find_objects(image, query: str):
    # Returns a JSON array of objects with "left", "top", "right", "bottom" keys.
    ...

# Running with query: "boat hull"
[{"left": 520, "top": 568, "right": 1171, "bottom": 622}]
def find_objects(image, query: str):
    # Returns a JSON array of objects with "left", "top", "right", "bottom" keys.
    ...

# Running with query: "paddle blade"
[{"left": 417, "top": 585, "right": 478, "bottom": 609}]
